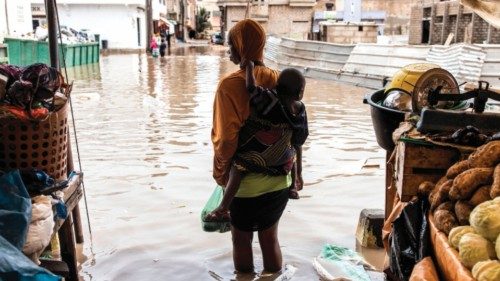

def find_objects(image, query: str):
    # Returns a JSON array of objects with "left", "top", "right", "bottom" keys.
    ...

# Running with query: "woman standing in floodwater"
[{"left": 211, "top": 19, "right": 292, "bottom": 273}]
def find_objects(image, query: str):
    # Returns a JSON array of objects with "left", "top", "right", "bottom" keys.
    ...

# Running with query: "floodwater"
[{"left": 65, "top": 46, "right": 386, "bottom": 280}]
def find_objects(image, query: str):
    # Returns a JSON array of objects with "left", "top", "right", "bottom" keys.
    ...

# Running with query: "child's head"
[{"left": 276, "top": 68, "right": 305, "bottom": 101}]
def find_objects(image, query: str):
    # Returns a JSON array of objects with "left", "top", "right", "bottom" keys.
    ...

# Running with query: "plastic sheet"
[
  {"left": 388, "top": 199, "right": 431, "bottom": 281},
  {"left": 200, "top": 186, "right": 230, "bottom": 233},
  {"left": 312, "top": 244, "right": 372, "bottom": 281},
  {"left": 0, "top": 170, "right": 32, "bottom": 250},
  {"left": 0, "top": 235, "right": 60, "bottom": 281}
]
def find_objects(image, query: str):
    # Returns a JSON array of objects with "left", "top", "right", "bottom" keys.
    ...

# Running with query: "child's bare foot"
[{"left": 205, "top": 207, "right": 231, "bottom": 222}]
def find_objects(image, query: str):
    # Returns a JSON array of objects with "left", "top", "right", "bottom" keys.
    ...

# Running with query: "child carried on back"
[{"left": 205, "top": 61, "right": 309, "bottom": 222}]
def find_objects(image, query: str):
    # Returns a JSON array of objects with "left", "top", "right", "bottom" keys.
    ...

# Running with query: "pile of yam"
[{"left": 417, "top": 141, "right": 500, "bottom": 235}]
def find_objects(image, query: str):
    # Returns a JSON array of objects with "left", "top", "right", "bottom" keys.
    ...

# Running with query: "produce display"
[
  {"left": 419, "top": 141, "right": 500, "bottom": 278},
  {"left": 471, "top": 260, "right": 500, "bottom": 281}
]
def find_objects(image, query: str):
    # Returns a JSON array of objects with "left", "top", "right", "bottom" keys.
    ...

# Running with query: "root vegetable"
[
  {"left": 434, "top": 209, "right": 458, "bottom": 235},
  {"left": 446, "top": 160, "right": 470, "bottom": 179},
  {"left": 450, "top": 168, "right": 493, "bottom": 200},
  {"left": 469, "top": 185, "right": 491, "bottom": 207},
  {"left": 469, "top": 141, "right": 500, "bottom": 168},
  {"left": 490, "top": 164, "right": 500, "bottom": 199}
]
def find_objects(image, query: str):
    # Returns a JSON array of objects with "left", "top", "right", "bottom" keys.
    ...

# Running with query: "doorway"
[{"left": 422, "top": 20, "right": 430, "bottom": 44}]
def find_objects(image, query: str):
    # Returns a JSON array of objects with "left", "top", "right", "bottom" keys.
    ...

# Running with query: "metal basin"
[{"left": 364, "top": 89, "right": 406, "bottom": 151}]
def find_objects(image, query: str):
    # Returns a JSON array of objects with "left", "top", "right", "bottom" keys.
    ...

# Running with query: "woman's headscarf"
[{"left": 228, "top": 19, "right": 266, "bottom": 62}]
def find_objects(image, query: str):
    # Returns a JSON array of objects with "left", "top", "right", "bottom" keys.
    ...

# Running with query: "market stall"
[{"left": 366, "top": 63, "right": 500, "bottom": 281}]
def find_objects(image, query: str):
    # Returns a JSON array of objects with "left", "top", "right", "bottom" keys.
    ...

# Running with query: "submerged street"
[{"left": 66, "top": 46, "right": 386, "bottom": 280}]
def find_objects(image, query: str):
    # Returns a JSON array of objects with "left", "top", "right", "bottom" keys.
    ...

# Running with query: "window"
[{"left": 358, "top": 26, "right": 363, "bottom": 31}]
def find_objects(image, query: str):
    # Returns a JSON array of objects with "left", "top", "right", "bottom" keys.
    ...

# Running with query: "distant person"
[
  {"left": 159, "top": 39, "right": 167, "bottom": 57},
  {"left": 150, "top": 37, "right": 159, "bottom": 57},
  {"left": 205, "top": 60, "right": 308, "bottom": 222},
  {"left": 166, "top": 29, "right": 172, "bottom": 48}
]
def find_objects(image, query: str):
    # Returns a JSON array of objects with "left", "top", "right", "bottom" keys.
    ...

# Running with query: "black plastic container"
[{"left": 364, "top": 89, "right": 406, "bottom": 151}]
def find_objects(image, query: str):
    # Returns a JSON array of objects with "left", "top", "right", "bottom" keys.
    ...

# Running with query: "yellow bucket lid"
[{"left": 385, "top": 63, "right": 441, "bottom": 95}]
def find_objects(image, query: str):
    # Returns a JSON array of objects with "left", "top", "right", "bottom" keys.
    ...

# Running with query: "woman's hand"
[{"left": 205, "top": 206, "right": 231, "bottom": 222}]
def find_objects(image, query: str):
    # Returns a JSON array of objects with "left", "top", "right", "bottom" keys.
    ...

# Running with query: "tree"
[{"left": 195, "top": 8, "right": 212, "bottom": 34}]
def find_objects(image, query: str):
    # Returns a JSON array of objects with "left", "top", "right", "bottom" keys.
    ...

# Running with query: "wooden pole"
[{"left": 45, "top": 2, "right": 82, "bottom": 279}]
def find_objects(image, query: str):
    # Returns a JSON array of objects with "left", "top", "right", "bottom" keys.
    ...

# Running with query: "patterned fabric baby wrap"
[{"left": 233, "top": 86, "right": 308, "bottom": 176}]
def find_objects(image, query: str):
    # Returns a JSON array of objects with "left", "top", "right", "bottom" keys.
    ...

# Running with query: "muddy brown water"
[{"left": 65, "top": 46, "right": 386, "bottom": 280}]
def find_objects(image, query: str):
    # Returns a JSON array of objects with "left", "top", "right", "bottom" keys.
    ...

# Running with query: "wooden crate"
[{"left": 395, "top": 141, "right": 461, "bottom": 201}]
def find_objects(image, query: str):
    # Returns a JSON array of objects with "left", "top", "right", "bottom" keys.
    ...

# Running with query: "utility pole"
[
  {"left": 146, "top": 0, "right": 152, "bottom": 52},
  {"left": 4, "top": 0, "right": 9, "bottom": 35},
  {"left": 179, "top": 0, "right": 185, "bottom": 42},
  {"left": 45, "top": 0, "right": 59, "bottom": 68}
]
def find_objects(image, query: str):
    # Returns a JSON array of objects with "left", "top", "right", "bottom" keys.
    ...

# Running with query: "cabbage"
[
  {"left": 458, "top": 233, "right": 496, "bottom": 269},
  {"left": 496, "top": 234, "right": 500, "bottom": 260},
  {"left": 448, "top": 226, "right": 475, "bottom": 250},
  {"left": 469, "top": 200, "right": 500, "bottom": 241},
  {"left": 472, "top": 260, "right": 500, "bottom": 281}
]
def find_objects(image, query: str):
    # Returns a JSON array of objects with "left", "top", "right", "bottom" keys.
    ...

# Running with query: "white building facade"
[
  {"left": 30, "top": 0, "right": 167, "bottom": 50},
  {"left": 0, "top": 0, "right": 33, "bottom": 42}
]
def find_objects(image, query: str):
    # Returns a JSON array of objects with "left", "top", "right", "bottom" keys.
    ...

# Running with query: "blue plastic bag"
[
  {"left": 0, "top": 235, "right": 61, "bottom": 281},
  {"left": 0, "top": 170, "right": 32, "bottom": 250}
]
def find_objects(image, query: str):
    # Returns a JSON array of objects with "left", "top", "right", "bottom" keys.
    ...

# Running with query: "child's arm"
[
  {"left": 294, "top": 145, "right": 303, "bottom": 191},
  {"left": 245, "top": 60, "right": 256, "bottom": 94},
  {"left": 205, "top": 165, "right": 241, "bottom": 221},
  {"left": 218, "top": 164, "right": 242, "bottom": 210}
]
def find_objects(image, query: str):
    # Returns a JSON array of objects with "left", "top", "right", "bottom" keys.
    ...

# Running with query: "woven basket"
[{"left": 0, "top": 103, "right": 69, "bottom": 180}]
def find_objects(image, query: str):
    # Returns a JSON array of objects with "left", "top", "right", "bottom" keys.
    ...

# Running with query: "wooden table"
[{"left": 40, "top": 172, "right": 84, "bottom": 281}]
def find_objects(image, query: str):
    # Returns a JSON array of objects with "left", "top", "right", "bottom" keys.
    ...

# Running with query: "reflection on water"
[{"left": 68, "top": 47, "right": 385, "bottom": 280}]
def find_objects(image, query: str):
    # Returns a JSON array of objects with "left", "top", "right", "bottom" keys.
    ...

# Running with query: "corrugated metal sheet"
[
  {"left": 264, "top": 36, "right": 281, "bottom": 64},
  {"left": 479, "top": 45, "right": 500, "bottom": 88},
  {"left": 265, "top": 36, "right": 354, "bottom": 71},
  {"left": 342, "top": 44, "right": 430, "bottom": 78},
  {"left": 265, "top": 36, "right": 499, "bottom": 90},
  {"left": 426, "top": 44, "right": 485, "bottom": 84}
]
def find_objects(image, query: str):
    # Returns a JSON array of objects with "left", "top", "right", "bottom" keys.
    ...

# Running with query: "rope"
[{"left": 53, "top": 0, "right": 94, "bottom": 240}]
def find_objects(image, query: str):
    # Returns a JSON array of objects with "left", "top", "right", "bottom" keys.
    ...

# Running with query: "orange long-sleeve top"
[{"left": 211, "top": 66, "right": 279, "bottom": 186}]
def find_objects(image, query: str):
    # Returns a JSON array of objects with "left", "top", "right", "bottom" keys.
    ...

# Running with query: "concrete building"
[
  {"left": 409, "top": 0, "right": 500, "bottom": 45},
  {"left": 332, "top": 0, "right": 413, "bottom": 35},
  {"left": 217, "top": 0, "right": 316, "bottom": 40},
  {"left": 30, "top": 0, "right": 166, "bottom": 50},
  {"left": 0, "top": 0, "right": 33, "bottom": 41}
]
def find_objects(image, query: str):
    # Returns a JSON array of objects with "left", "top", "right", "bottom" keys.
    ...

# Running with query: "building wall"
[
  {"left": 57, "top": 4, "right": 146, "bottom": 49},
  {"left": 409, "top": 1, "right": 500, "bottom": 45},
  {"left": 268, "top": 6, "right": 311, "bottom": 39},
  {"left": 225, "top": 4, "right": 311, "bottom": 39},
  {"left": 226, "top": 6, "right": 247, "bottom": 32},
  {"left": 323, "top": 23, "right": 377, "bottom": 43},
  {"left": 2, "top": 0, "right": 33, "bottom": 37},
  {"left": 335, "top": 0, "right": 413, "bottom": 34},
  {"left": 408, "top": 6, "right": 422, "bottom": 44},
  {"left": 0, "top": 0, "right": 7, "bottom": 41}
]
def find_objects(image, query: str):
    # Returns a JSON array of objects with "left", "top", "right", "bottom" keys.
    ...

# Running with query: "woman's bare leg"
[
  {"left": 231, "top": 226, "right": 254, "bottom": 273},
  {"left": 258, "top": 222, "right": 282, "bottom": 273}
]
